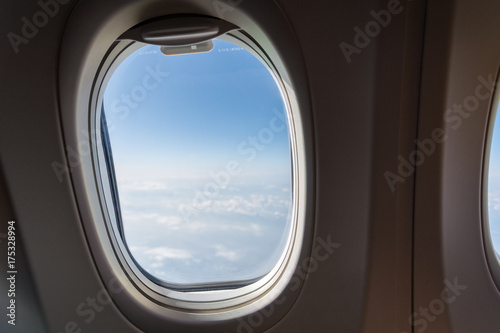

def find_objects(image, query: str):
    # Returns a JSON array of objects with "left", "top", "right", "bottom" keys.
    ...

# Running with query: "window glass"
[
  {"left": 102, "top": 39, "right": 294, "bottom": 286},
  {"left": 488, "top": 104, "right": 500, "bottom": 260}
]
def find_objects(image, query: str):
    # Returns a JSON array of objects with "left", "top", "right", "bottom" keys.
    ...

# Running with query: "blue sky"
[
  {"left": 488, "top": 105, "right": 500, "bottom": 258},
  {"left": 103, "top": 39, "right": 293, "bottom": 285}
]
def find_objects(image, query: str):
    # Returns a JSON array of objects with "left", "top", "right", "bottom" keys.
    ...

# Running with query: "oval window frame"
[{"left": 89, "top": 23, "right": 306, "bottom": 314}]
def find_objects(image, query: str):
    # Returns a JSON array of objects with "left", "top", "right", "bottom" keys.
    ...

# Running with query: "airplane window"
[
  {"left": 100, "top": 39, "right": 294, "bottom": 288},
  {"left": 487, "top": 103, "right": 500, "bottom": 262}
]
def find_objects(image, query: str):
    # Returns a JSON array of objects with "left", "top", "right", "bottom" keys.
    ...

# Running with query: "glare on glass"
[{"left": 102, "top": 39, "right": 294, "bottom": 286}]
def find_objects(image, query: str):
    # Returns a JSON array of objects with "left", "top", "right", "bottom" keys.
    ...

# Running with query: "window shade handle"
[{"left": 118, "top": 16, "right": 240, "bottom": 46}]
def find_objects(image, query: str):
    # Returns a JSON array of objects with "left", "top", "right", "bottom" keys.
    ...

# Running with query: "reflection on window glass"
[
  {"left": 102, "top": 39, "right": 294, "bottom": 285},
  {"left": 488, "top": 104, "right": 500, "bottom": 260}
]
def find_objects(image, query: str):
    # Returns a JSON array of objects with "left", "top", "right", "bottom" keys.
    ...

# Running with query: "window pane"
[
  {"left": 488, "top": 104, "right": 500, "bottom": 260},
  {"left": 102, "top": 39, "right": 294, "bottom": 286}
]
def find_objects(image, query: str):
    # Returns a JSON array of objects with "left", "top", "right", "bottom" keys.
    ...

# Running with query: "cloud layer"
[{"left": 120, "top": 179, "right": 292, "bottom": 285}]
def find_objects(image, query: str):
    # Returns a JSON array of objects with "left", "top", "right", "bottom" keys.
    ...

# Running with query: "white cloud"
[
  {"left": 213, "top": 245, "right": 239, "bottom": 261},
  {"left": 250, "top": 223, "right": 261, "bottom": 234},
  {"left": 218, "top": 223, "right": 262, "bottom": 235},
  {"left": 195, "top": 194, "right": 290, "bottom": 217},
  {"left": 151, "top": 262, "right": 164, "bottom": 268},
  {"left": 119, "top": 180, "right": 168, "bottom": 191},
  {"left": 156, "top": 215, "right": 183, "bottom": 228},
  {"left": 144, "top": 247, "right": 192, "bottom": 260},
  {"left": 489, "top": 192, "right": 500, "bottom": 211},
  {"left": 121, "top": 211, "right": 183, "bottom": 230}
]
